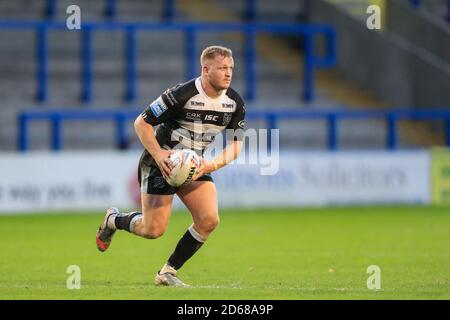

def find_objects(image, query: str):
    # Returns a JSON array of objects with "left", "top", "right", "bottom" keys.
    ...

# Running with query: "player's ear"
[{"left": 202, "top": 64, "right": 209, "bottom": 75}]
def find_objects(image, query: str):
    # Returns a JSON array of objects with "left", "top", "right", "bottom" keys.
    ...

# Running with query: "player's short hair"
[{"left": 200, "top": 46, "right": 233, "bottom": 66}]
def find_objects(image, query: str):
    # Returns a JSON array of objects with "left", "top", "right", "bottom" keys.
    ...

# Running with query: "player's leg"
[
  {"left": 131, "top": 192, "right": 174, "bottom": 239},
  {"left": 96, "top": 154, "right": 176, "bottom": 251},
  {"left": 180, "top": 180, "right": 219, "bottom": 239},
  {"left": 95, "top": 193, "right": 173, "bottom": 251},
  {"left": 156, "top": 180, "right": 218, "bottom": 286}
]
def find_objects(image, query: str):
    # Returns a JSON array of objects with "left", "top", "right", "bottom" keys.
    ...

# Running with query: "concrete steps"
[
  {"left": 1, "top": 0, "right": 446, "bottom": 151},
  {"left": 0, "top": 0, "right": 46, "bottom": 20}
]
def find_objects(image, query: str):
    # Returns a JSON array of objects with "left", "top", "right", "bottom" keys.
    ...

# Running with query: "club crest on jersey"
[
  {"left": 223, "top": 113, "right": 232, "bottom": 126},
  {"left": 149, "top": 100, "right": 168, "bottom": 118}
]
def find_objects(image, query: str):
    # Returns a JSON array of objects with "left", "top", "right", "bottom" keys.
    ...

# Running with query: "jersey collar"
[{"left": 196, "top": 77, "right": 226, "bottom": 101}]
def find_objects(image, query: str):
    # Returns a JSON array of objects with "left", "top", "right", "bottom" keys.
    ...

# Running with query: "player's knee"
[
  {"left": 141, "top": 225, "right": 165, "bottom": 239},
  {"left": 199, "top": 215, "right": 220, "bottom": 233}
]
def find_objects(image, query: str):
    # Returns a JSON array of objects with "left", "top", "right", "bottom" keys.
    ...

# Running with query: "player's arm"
[
  {"left": 193, "top": 139, "right": 243, "bottom": 180},
  {"left": 135, "top": 92, "right": 184, "bottom": 178},
  {"left": 212, "top": 140, "right": 243, "bottom": 170},
  {"left": 134, "top": 115, "right": 172, "bottom": 178}
]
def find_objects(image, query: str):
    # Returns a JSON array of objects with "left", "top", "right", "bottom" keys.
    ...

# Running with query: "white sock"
[{"left": 106, "top": 214, "right": 118, "bottom": 230}]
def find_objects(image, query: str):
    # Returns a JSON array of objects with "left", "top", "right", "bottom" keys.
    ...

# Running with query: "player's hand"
[
  {"left": 154, "top": 149, "right": 173, "bottom": 179},
  {"left": 192, "top": 158, "right": 216, "bottom": 181}
]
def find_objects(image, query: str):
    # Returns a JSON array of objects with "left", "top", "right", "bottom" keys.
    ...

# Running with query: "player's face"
[{"left": 205, "top": 55, "right": 234, "bottom": 91}]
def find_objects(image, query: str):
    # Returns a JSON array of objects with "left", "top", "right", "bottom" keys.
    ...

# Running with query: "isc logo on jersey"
[
  {"left": 150, "top": 99, "right": 168, "bottom": 117},
  {"left": 205, "top": 115, "right": 219, "bottom": 121}
]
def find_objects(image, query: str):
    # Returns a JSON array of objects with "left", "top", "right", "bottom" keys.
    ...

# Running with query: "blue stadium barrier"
[
  {"left": 245, "top": 0, "right": 257, "bottom": 21},
  {"left": 46, "top": 0, "right": 56, "bottom": 20},
  {"left": 410, "top": 0, "right": 421, "bottom": 8},
  {"left": 446, "top": 0, "right": 450, "bottom": 22},
  {"left": 164, "top": 0, "right": 176, "bottom": 22},
  {"left": 105, "top": 0, "right": 117, "bottom": 20},
  {"left": 18, "top": 108, "right": 450, "bottom": 151},
  {"left": 0, "top": 20, "right": 336, "bottom": 104}
]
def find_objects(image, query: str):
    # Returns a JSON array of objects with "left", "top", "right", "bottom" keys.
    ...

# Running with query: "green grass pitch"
[{"left": 0, "top": 206, "right": 449, "bottom": 300}]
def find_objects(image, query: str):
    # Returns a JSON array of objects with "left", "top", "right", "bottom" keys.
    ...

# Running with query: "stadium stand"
[{"left": 0, "top": 0, "right": 449, "bottom": 151}]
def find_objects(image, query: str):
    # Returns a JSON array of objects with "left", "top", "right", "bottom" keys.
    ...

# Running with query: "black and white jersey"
[{"left": 140, "top": 77, "right": 246, "bottom": 154}]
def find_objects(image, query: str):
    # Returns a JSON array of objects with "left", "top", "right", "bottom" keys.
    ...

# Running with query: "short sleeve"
[
  {"left": 140, "top": 96, "right": 175, "bottom": 126},
  {"left": 141, "top": 80, "right": 197, "bottom": 126},
  {"left": 226, "top": 103, "right": 246, "bottom": 141}
]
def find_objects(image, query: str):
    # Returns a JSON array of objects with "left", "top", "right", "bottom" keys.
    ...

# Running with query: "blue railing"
[
  {"left": 104, "top": 0, "right": 117, "bottom": 20},
  {"left": 0, "top": 20, "right": 336, "bottom": 103},
  {"left": 46, "top": 0, "right": 56, "bottom": 19},
  {"left": 18, "top": 108, "right": 450, "bottom": 151}
]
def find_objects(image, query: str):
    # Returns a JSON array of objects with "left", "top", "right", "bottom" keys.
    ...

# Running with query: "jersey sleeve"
[
  {"left": 141, "top": 81, "right": 195, "bottom": 126},
  {"left": 226, "top": 99, "right": 246, "bottom": 142}
]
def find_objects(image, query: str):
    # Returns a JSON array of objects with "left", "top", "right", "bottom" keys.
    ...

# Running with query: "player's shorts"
[{"left": 138, "top": 150, "right": 213, "bottom": 195}]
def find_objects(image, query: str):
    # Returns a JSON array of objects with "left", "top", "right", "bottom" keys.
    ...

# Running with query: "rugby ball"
[{"left": 166, "top": 149, "right": 201, "bottom": 187}]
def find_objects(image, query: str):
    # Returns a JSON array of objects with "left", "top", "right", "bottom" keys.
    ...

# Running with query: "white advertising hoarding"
[
  {"left": 0, "top": 150, "right": 431, "bottom": 213},
  {"left": 0, "top": 151, "right": 143, "bottom": 213},
  {"left": 215, "top": 151, "right": 431, "bottom": 207}
]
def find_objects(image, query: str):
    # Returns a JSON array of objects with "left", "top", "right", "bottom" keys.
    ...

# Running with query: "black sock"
[
  {"left": 168, "top": 229, "right": 204, "bottom": 270},
  {"left": 115, "top": 212, "right": 141, "bottom": 232}
]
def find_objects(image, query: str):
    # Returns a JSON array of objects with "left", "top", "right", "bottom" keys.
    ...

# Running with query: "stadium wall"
[
  {"left": 308, "top": 0, "right": 450, "bottom": 108},
  {"left": 0, "top": 150, "right": 434, "bottom": 214}
]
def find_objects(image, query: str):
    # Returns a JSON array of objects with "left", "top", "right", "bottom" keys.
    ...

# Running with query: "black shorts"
[{"left": 138, "top": 150, "right": 213, "bottom": 195}]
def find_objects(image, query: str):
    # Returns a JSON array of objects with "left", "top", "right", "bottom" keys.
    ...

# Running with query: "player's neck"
[{"left": 200, "top": 76, "right": 224, "bottom": 99}]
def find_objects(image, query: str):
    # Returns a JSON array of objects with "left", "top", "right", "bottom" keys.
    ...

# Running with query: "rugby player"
[{"left": 95, "top": 45, "right": 245, "bottom": 287}]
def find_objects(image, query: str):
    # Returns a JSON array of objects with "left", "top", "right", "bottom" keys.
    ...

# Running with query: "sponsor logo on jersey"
[
  {"left": 150, "top": 100, "right": 168, "bottom": 118},
  {"left": 204, "top": 114, "right": 219, "bottom": 122},
  {"left": 222, "top": 103, "right": 234, "bottom": 108},
  {"left": 190, "top": 101, "right": 205, "bottom": 106},
  {"left": 238, "top": 120, "right": 245, "bottom": 128},
  {"left": 223, "top": 113, "right": 232, "bottom": 126},
  {"left": 186, "top": 112, "right": 202, "bottom": 121}
]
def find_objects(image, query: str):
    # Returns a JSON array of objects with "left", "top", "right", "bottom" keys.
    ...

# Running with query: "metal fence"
[
  {"left": 18, "top": 108, "right": 450, "bottom": 151},
  {"left": 0, "top": 20, "right": 336, "bottom": 103}
]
